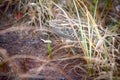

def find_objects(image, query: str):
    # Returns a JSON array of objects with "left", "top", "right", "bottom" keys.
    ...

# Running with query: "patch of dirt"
[{"left": 0, "top": 26, "right": 88, "bottom": 80}]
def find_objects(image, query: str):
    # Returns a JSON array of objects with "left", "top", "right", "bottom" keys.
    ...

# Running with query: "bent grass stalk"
[
  {"left": 73, "top": 0, "right": 89, "bottom": 57},
  {"left": 73, "top": 0, "right": 102, "bottom": 75}
]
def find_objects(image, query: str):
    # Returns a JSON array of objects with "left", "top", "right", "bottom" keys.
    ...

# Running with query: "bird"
[{"left": 51, "top": 26, "right": 75, "bottom": 41}]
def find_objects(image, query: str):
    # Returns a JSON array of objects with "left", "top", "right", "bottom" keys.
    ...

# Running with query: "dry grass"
[{"left": 0, "top": 0, "right": 120, "bottom": 80}]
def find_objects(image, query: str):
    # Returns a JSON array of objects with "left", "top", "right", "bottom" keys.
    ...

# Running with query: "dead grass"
[{"left": 0, "top": 0, "right": 120, "bottom": 80}]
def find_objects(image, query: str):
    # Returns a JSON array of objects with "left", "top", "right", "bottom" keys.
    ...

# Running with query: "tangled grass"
[{"left": 0, "top": 0, "right": 120, "bottom": 80}]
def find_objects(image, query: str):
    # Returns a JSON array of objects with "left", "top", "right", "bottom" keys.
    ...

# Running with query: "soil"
[
  {"left": 1, "top": 1, "right": 119, "bottom": 80},
  {"left": 0, "top": 26, "right": 88, "bottom": 80}
]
